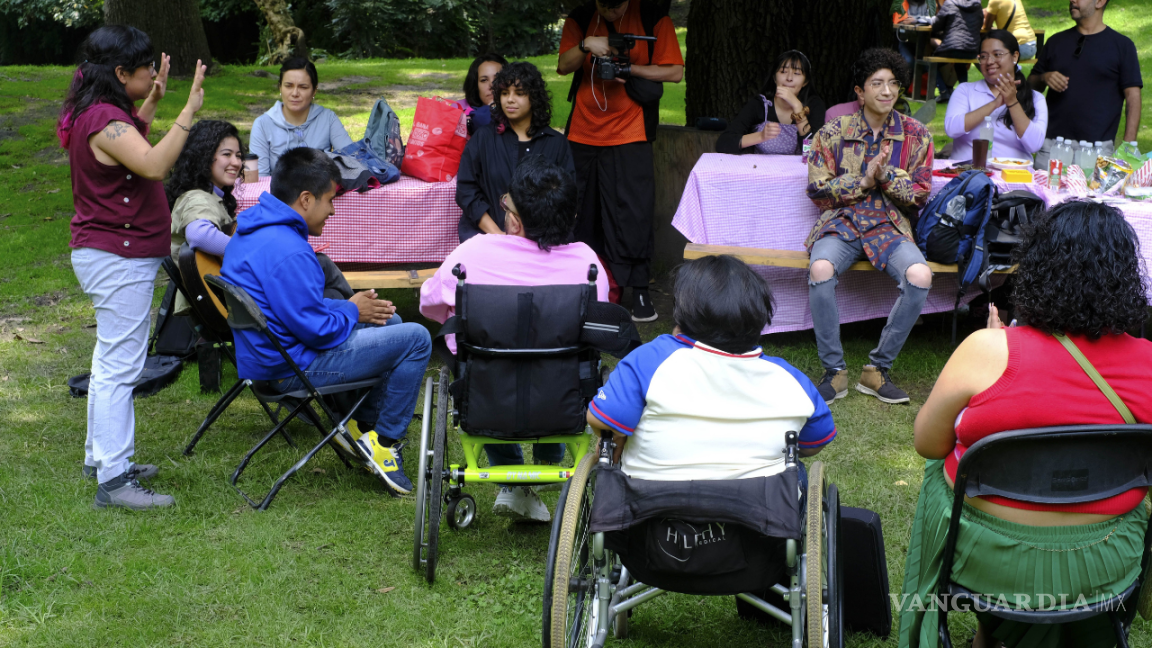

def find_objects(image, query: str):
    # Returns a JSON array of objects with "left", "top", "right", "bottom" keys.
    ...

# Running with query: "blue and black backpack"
[{"left": 915, "top": 169, "right": 999, "bottom": 299}]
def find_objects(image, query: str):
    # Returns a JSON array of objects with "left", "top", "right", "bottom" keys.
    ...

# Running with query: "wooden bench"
[
  {"left": 684, "top": 243, "right": 1015, "bottom": 343},
  {"left": 343, "top": 268, "right": 436, "bottom": 290}
]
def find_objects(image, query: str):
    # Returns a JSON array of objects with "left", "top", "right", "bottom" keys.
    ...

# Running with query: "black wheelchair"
[
  {"left": 543, "top": 430, "right": 844, "bottom": 648},
  {"left": 413, "top": 264, "right": 639, "bottom": 583}
]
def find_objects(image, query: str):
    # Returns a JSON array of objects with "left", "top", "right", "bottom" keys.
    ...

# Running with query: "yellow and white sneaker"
[{"left": 356, "top": 430, "right": 413, "bottom": 495}]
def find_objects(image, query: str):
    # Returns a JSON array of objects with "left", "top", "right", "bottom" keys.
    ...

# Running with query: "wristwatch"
[
  {"left": 882, "top": 168, "right": 896, "bottom": 185},
  {"left": 579, "top": 39, "right": 589, "bottom": 54}
]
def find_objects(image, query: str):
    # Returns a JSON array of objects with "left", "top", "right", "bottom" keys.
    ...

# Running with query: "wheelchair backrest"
[
  {"left": 958, "top": 424, "right": 1152, "bottom": 504},
  {"left": 453, "top": 281, "right": 598, "bottom": 438}
]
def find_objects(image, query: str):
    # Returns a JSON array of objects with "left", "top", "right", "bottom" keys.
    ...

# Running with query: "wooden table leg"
[{"left": 911, "top": 32, "right": 926, "bottom": 101}]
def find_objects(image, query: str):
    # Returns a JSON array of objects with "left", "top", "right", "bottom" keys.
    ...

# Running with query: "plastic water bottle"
[{"left": 1076, "top": 140, "right": 1092, "bottom": 171}]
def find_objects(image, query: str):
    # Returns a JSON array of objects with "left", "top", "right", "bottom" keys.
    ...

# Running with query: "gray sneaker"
[
  {"left": 83, "top": 463, "right": 159, "bottom": 481},
  {"left": 94, "top": 473, "right": 175, "bottom": 510}
]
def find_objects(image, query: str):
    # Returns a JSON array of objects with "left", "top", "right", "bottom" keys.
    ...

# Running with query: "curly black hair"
[
  {"left": 507, "top": 155, "right": 576, "bottom": 252},
  {"left": 165, "top": 120, "right": 246, "bottom": 217},
  {"left": 1011, "top": 199, "right": 1148, "bottom": 339},
  {"left": 853, "top": 47, "right": 910, "bottom": 90},
  {"left": 491, "top": 61, "right": 552, "bottom": 139}
]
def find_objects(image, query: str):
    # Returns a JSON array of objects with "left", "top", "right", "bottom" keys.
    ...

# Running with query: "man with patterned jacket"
[{"left": 805, "top": 48, "right": 935, "bottom": 407}]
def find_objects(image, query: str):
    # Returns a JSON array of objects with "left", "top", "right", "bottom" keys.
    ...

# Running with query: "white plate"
[{"left": 988, "top": 158, "right": 1032, "bottom": 170}]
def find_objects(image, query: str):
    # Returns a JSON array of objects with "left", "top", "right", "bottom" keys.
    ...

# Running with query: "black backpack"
[{"left": 977, "top": 189, "right": 1043, "bottom": 293}]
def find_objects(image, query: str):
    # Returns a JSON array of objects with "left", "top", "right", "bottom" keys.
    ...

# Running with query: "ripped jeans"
[{"left": 808, "top": 236, "right": 930, "bottom": 371}]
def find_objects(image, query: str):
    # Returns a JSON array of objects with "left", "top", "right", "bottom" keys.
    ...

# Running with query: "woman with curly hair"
[
  {"left": 898, "top": 200, "right": 1152, "bottom": 648},
  {"left": 167, "top": 120, "right": 243, "bottom": 260},
  {"left": 455, "top": 61, "right": 575, "bottom": 242}
]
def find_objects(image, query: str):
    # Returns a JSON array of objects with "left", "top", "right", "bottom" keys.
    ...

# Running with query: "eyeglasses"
[
  {"left": 1074, "top": 34, "right": 1086, "bottom": 59},
  {"left": 867, "top": 80, "right": 902, "bottom": 91},
  {"left": 976, "top": 50, "right": 1011, "bottom": 62},
  {"left": 500, "top": 193, "right": 518, "bottom": 216}
]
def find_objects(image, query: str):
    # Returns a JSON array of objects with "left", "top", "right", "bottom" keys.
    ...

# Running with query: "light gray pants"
[
  {"left": 809, "top": 236, "right": 930, "bottom": 371},
  {"left": 72, "top": 247, "right": 162, "bottom": 484}
]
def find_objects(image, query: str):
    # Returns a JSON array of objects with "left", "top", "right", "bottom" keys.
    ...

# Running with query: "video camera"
[{"left": 593, "top": 33, "right": 656, "bottom": 81}]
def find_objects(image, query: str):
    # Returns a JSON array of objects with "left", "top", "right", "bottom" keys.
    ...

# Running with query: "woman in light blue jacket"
[{"left": 250, "top": 58, "right": 353, "bottom": 177}]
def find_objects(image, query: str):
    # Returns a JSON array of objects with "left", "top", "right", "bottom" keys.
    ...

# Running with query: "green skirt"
[{"left": 897, "top": 460, "right": 1147, "bottom": 648}]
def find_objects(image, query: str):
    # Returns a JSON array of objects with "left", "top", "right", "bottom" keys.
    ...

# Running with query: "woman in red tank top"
[
  {"left": 59, "top": 25, "right": 206, "bottom": 511},
  {"left": 898, "top": 200, "right": 1152, "bottom": 648}
]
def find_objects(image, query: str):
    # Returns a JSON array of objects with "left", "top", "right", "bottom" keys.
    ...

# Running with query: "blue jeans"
[
  {"left": 273, "top": 316, "right": 432, "bottom": 442},
  {"left": 1018, "top": 40, "right": 1037, "bottom": 61},
  {"left": 809, "top": 237, "right": 930, "bottom": 371}
]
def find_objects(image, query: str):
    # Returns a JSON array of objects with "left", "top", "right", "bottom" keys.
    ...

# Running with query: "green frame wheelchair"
[
  {"left": 543, "top": 430, "right": 844, "bottom": 648},
  {"left": 412, "top": 264, "right": 637, "bottom": 584}
]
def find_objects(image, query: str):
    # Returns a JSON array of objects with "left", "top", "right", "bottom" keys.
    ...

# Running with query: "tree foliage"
[{"left": 0, "top": 0, "right": 102, "bottom": 27}]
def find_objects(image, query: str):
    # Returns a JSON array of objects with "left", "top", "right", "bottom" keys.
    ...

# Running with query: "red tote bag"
[{"left": 401, "top": 96, "right": 468, "bottom": 182}]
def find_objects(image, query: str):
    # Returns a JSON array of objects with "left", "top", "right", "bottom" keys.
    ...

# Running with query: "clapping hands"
[{"left": 861, "top": 140, "right": 892, "bottom": 190}]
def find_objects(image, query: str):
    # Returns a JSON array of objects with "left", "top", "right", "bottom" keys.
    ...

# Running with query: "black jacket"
[
  {"left": 455, "top": 124, "right": 575, "bottom": 242},
  {"left": 716, "top": 92, "right": 827, "bottom": 155},
  {"left": 931, "top": 0, "right": 983, "bottom": 57}
]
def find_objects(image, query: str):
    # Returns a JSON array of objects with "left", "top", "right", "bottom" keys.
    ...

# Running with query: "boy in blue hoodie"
[{"left": 221, "top": 147, "right": 430, "bottom": 494}]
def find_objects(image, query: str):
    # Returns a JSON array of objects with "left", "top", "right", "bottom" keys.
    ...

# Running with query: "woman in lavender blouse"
[
  {"left": 716, "top": 50, "right": 826, "bottom": 156},
  {"left": 944, "top": 30, "right": 1047, "bottom": 162}
]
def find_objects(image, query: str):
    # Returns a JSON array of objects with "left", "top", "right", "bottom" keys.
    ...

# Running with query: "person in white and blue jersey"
[{"left": 586, "top": 255, "right": 837, "bottom": 484}]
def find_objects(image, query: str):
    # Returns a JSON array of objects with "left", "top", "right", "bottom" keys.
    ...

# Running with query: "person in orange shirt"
[{"left": 557, "top": 0, "right": 683, "bottom": 323}]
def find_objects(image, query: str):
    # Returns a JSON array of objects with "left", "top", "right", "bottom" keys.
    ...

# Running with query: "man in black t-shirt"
[{"left": 1028, "top": 0, "right": 1142, "bottom": 170}]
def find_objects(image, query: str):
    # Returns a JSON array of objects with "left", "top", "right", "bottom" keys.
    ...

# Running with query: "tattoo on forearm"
[{"left": 105, "top": 122, "right": 129, "bottom": 140}]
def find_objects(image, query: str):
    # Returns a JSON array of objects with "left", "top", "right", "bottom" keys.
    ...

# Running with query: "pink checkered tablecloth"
[
  {"left": 234, "top": 176, "right": 461, "bottom": 264},
  {"left": 672, "top": 154, "right": 1152, "bottom": 334}
]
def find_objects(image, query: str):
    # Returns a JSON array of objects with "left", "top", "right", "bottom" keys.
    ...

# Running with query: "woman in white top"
[{"left": 943, "top": 30, "right": 1047, "bottom": 162}]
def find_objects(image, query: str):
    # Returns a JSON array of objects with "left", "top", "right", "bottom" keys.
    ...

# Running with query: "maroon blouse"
[{"left": 68, "top": 103, "right": 170, "bottom": 258}]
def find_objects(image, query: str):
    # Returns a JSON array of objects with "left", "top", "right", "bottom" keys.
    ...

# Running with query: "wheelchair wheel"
[
  {"left": 542, "top": 475, "right": 572, "bottom": 648},
  {"left": 413, "top": 368, "right": 449, "bottom": 584},
  {"left": 546, "top": 451, "right": 598, "bottom": 648},
  {"left": 447, "top": 493, "right": 476, "bottom": 530},
  {"left": 412, "top": 376, "right": 435, "bottom": 572},
  {"left": 804, "top": 461, "right": 843, "bottom": 648}
]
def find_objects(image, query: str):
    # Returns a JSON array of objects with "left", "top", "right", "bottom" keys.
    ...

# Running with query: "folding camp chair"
[{"left": 204, "top": 274, "right": 391, "bottom": 510}]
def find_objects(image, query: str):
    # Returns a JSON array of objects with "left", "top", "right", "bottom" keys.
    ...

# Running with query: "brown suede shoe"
[
  {"left": 815, "top": 368, "right": 849, "bottom": 405},
  {"left": 856, "top": 365, "right": 910, "bottom": 404}
]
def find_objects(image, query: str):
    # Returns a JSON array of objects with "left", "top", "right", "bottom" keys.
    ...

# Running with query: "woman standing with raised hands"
[{"left": 58, "top": 24, "right": 206, "bottom": 510}]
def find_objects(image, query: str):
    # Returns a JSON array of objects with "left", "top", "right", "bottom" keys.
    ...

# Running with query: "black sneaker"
[
  {"left": 856, "top": 365, "right": 910, "bottom": 404},
  {"left": 815, "top": 368, "right": 848, "bottom": 405},
  {"left": 631, "top": 288, "right": 657, "bottom": 323}
]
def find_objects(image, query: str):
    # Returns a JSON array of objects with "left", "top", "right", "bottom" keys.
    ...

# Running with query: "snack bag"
[
  {"left": 1064, "top": 164, "right": 1088, "bottom": 195},
  {"left": 1131, "top": 159, "right": 1152, "bottom": 188},
  {"left": 1089, "top": 156, "right": 1133, "bottom": 195}
]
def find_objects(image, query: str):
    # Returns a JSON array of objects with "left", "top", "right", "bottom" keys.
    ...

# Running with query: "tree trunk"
[
  {"left": 252, "top": 0, "right": 307, "bottom": 64},
  {"left": 685, "top": 0, "right": 893, "bottom": 126},
  {"left": 104, "top": 0, "right": 212, "bottom": 76}
]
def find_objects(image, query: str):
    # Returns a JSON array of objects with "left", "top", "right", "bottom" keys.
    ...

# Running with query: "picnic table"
[
  {"left": 895, "top": 23, "right": 1045, "bottom": 102},
  {"left": 235, "top": 176, "right": 461, "bottom": 265},
  {"left": 671, "top": 153, "right": 1152, "bottom": 335}
]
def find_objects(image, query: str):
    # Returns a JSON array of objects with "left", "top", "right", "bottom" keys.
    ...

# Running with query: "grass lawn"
[{"left": 2, "top": 6, "right": 1152, "bottom": 645}]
